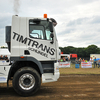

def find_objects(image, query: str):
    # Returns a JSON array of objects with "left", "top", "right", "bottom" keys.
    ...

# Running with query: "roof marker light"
[{"left": 44, "top": 14, "right": 47, "bottom": 18}]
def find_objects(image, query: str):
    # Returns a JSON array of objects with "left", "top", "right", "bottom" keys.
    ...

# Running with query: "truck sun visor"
[{"left": 33, "top": 19, "right": 41, "bottom": 24}]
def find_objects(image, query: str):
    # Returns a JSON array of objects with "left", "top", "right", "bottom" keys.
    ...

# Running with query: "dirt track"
[{"left": 0, "top": 75, "right": 100, "bottom": 100}]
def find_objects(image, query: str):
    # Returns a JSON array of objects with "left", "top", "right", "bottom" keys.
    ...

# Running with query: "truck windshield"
[{"left": 29, "top": 20, "right": 52, "bottom": 40}]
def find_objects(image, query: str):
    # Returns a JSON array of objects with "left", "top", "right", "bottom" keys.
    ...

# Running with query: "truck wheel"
[{"left": 13, "top": 67, "right": 41, "bottom": 96}]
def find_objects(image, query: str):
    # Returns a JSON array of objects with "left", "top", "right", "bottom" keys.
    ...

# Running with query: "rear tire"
[{"left": 13, "top": 67, "right": 41, "bottom": 96}]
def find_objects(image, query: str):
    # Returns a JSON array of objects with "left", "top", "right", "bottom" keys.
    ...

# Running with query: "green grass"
[{"left": 59, "top": 63, "right": 100, "bottom": 74}]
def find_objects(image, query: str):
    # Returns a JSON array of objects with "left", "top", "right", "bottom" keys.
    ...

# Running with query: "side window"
[
  {"left": 29, "top": 25, "right": 45, "bottom": 39},
  {"left": 45, "top": 29, "right": 52, "bottom": 41},
  {"left": 29, "top": 20, "right": 53, "bottom": 41}
]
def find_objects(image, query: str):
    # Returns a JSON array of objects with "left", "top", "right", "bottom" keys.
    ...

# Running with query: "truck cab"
[{"left": 0, "top": 14, "right": 60, "bottom": 96}]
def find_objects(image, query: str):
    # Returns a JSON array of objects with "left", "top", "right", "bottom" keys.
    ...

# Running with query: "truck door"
[{"left": 26, "top": 19, "right": 56, "bottom": 61}]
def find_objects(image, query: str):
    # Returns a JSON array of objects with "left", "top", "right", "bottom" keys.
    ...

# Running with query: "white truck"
[{"left": 0, "top": 14, "right": 60, "bottom": 96}]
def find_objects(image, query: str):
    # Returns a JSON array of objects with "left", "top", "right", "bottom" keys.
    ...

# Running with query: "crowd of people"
[
  {"left": 60, "top": 56, "right": 70, "bottom": 62},
  {"left": 75, "top": 57, "right": 100, "bottom": 68},
  {"left": 59, "top": 56, "right": 100, "bottom": 68},
  {"left": 0, "top": 55, "right": 9, "bottom": 62},
  {"left": 90, "top": 57, "right": 100, "bottom": 68}
]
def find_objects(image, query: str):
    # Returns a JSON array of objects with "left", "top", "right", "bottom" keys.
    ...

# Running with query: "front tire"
[{"left": 13, "top": 67, "right": 41, "bottom": 96}]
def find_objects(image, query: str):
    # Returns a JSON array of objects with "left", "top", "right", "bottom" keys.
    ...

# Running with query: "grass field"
[{"left": 59, "top": 63, "right": 100, "bottom": 74}]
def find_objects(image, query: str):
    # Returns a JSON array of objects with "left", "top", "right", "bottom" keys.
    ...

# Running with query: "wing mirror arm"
[
  {"left": 49, "top": 22, "right": 54, "bottom": 44},
  {"left": 50, "top": 33, "right": 54, "bottom": 44}
]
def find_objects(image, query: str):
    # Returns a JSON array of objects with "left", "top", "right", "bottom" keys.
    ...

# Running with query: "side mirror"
[
  {"left": 50, "top": 33, "right": 54, "bottom": 38},
  {"left": 50, "top": 33, "right": 54, "bottom": 44},
  {"left": 49, "top": 22, "right": 53, "bottom": 32}
]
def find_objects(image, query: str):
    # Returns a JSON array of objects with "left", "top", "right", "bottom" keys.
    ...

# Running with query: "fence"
[
  {"left": 59, "top": 61, "right": 71, "bottom": 68},
  {"left": 59, "top": 61, "right": 92, "bottom": 68}
]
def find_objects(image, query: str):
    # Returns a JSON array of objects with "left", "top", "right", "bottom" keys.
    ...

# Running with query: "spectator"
[
  {"left": 63, "top": 57, "right": 66, "bottom": 62},
  {"left": 60, "top": 56, "right": 67, "bottom": 62},
  {"left": 75, "top": 57, "right": 79, "bottom": 64},
  {"left": 79, "top": 58, "right": 82, "bottom": 66},
  {"left": 4, "top": 55, "right": 9, "bottom": 62},
  {"left": 0, "top": 55, "right": 4, "bottom": 60},
  {"left": 98, "top": 60, "right": 100, "bottom": 68},
  {"left": 60, "top": 56, "right": 63, "bottom": 62},
  {"left": 66, "top": 56, "right": 70, "bottom": 61},
  {"left": 90, "top": 57, "right": 93, "bottom": 62},
  {"left": 68, "top": 57, "right": 70, "bottom": 61},
  {"left": 82, "top": 59, "right": 85, "bottom": 62},
  {"left": 93, "top": 57, "right": 97, "bottom": 68}
]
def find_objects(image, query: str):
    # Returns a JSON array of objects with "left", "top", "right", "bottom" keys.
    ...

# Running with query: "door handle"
[{"left": 24, "top": 50, "right": 30, "bottom": 55}]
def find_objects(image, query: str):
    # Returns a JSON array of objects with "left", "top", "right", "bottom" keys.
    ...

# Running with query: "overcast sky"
[{"left": 0, "top": 0, "right": 100, "bottom": 47}]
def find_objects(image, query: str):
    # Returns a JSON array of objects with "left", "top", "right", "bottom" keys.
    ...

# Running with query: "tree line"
[
  {"left": 0, "top": 46, "right": 7, "bottom": 48},
  {"left": 59, "top": 45, "right": 100, "bottom": 58}
]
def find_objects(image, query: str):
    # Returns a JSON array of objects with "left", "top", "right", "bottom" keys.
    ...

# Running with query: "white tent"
[
  {"left": 61, "top": 54, "right": 70, "bottom": 58},
  {"left": 0, "top": 49, "right": 10, "bottom": 56}
]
